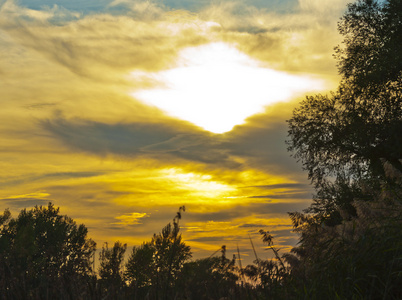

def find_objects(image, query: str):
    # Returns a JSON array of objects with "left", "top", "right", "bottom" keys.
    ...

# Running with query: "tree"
[
  {"left": 98, "top": 241, "right": 127, "bottom": 299},
  {"left": 177, "top": 246, "right": 239, "bottom": 300},
  {"left": 285, "top": 1, "right": 402, "bottom": 297},
  {"left": 287, "top": 167, "right": 402, "bottom": 299},
  {"left": 125, "top": 242, "right": 155, "bottom": 291},
  {"left": 287, "top": 0, "right": 402, "bottom": 220},
  {"left": 125, "top": 206, "right": 191, "bottom": 299},
  {"left": 0, "top": 203, "right": 96, "bottom": 299},
  {"left": 335, "top": 0, "right": 402, "bottom": 89}
]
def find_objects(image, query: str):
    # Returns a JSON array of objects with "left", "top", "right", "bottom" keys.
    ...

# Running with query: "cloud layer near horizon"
[{"left": 0, "top": 0, "right": 346, "bottom": 262}]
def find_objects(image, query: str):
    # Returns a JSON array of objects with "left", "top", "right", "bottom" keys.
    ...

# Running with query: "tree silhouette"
[
  {"left": 177, "top": 245, "right": 239, "bottom": 300},
  {"left": 98, "top": 241, "right": 127, "bottom": 299},
  {"left": 287, "top": 0, "right": 402, "bottom": 221},
  {"left": 0, "top": 203, "right": 96, "bottom": 299},
  {"left": 286, "top": 1, "right": 402, "bottom": 298},
  {"left": 125, "top": 206, "right": 191, "bottom": 299},
  {"left": 336, "top": 0, "right": 402, "bottom": 89}
]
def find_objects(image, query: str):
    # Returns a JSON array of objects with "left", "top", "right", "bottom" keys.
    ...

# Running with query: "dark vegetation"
[{"left": 1, "top": 0, "right": 401, "bottom": 298}]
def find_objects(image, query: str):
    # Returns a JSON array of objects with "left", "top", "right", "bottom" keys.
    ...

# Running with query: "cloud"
[
  {"left": 113, "top": 212, "right": 150, "bottom": 226},
  {"left": 195, "top": 0, "right": 346, "bottom": 79},
  {"left": 1, "top": 172, "right": 104, "bottom": 188},
  {"left": 0, "top": 192, "right": 52, "bottom": 209},
  {"left": 0, "top": 0, "right": 347, "bottom": 261},
  {"left": 39, "top": 111, "right": 314, "bottom": 185},
  {"left": 38, "top": 101, "right": 314, "bottom": 189},
  {"left": 0, "top": 2, "right": 212, "bottom": 80},
  {"left": 5, "top": 191, "right": 50, "bottom": 199},
  {"left": 249, "top": 183, "right": 310, "bottom": 189},
  {"left": 249, "top": 192, "right": 312, "bottom": 199},
  {"left": 0, "top": 0, "right": 346, "bottom": 85},
  {"left": 0, "top": 0, "right": 83, "bottom": 25},
  {"left": 40, "top": 116, "right": 238, "bottom": 167},
  {"left": 188, "top": 235, "right": 235, "bottom": 243},
  {"left": 1, "top": 198, "right": 50, "bottom": 209},
  {"left": 1, "top": 0, "right": 55, "bottom": 21},
  {"left": 298, "top": 0, "right": 350, "bottom": 14}
]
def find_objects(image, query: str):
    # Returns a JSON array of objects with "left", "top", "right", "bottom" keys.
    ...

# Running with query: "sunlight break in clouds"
[
  {"left": 130, "top": 42, "right": 325, "bottom": 133},
  {"left": 161, "top": 168, "right": 236, "bottom": 199},
  {"left": 113, "top": 212, "right": 150, "bottom": 226}
]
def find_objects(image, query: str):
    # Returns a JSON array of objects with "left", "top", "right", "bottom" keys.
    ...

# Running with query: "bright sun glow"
[
  {"left": 161, "top": 168, "right": 235, "bottom": 198},
  {"left": 130, "top": 42, "right": 324, "bottom": 133}
]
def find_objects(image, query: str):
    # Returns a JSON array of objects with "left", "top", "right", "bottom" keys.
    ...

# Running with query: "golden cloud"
[
  {"left": 113, "top": 212, "right": 150, "bottom": 225},
  {"left": 0, "top": 0, "right": 345, "bottom": 258}
]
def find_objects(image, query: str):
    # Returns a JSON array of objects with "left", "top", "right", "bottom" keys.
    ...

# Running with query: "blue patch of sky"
[
  {"left": 16, "top": 0, "right": 299, "bottom": 15},
  {"left": 14, "top": 0, "right": 112, "bottom": 14}
]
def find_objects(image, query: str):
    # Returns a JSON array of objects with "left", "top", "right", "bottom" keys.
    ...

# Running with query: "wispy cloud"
[{"left": 0, "top": 0, "right": 346, "bottom": 261}]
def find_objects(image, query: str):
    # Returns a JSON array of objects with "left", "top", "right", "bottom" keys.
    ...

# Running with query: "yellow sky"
[{"left": 0, "top": 0, "right": 348, "bottom": 263}]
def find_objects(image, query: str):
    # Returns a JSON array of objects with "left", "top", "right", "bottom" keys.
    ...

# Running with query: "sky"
[{"left": 0, "top": 0, "right": 350, "bottom": 263}]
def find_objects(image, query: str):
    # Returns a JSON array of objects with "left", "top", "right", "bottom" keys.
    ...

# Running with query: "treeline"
[
  {"left": 0, "top": 203, "right": 294, "bottom": 300},
  {"left": 1, "top": 0, "right": 401, "bottom": 299}
]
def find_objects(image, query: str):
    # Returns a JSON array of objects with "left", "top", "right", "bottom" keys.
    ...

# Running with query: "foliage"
[
  {"left": 0, "top": 203, "right": 96, "bottom": 299},
  {"left": 177, "top": 245, "right": 240, "bottom": 300},
  {"left": 287, "top": 0, "right": 402, "bottom": 221},
  {"left": 124, "top": 206, "right": 192, "bottom": 299},
  {"left": 286, "top": 0, "right": 402, "bottom": 298},
  {"left": 335, "top": 0, "right": 402, "bottom": 89},
  {"left": 98, "top": 241, "right": 127, "bottom": 299},
  {"left": 1, "top": 2, "right": 401, "bottom": 299},
  {"left": 288, "top": 166, "right": 402, "bottom": 299},
  {"left": 242, "top": 230, "right": 291, "bottom": 299},
  {"left": 0, "top": 201, "right": 291, "bottom": 300}
]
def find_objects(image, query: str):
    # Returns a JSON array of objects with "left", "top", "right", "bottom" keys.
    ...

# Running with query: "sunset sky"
[{"left": 0, "top": 0, "right": 349, "bottom": 263}]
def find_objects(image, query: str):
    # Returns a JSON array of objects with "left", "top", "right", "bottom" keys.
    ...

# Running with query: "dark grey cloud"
[
  {"left": 0, "top": 197, "right": 50, "bottom": 210},
  {"left": 23, "top": 102, "right": 58, "bottom": 110},
  {"left": 249, "top": 192, "right": 312, "bottom": 199},
  {"left": 221, "top": 107, "right": 308, "bottom": 178},
  {"left": 185, "top": 201, "right": 311, "bottom": 227},
  {"left": 0, "top": 171, "right": 104, "bottom": 188},
  {"left": 40, "top": 107, "right": 307, "bottom": 179},
  {"left": 245, "top": 181, "right": 314, "bottom": 200},
  {"left": 41, "top": 118, "right": 183, "bottom": 154},
  {"left": 188, "top": 236, "right": 235, "bottom": 243},
  {"left": 41, "top": 117, "right": 240, "bottom": 167},
  {"left": 249, "top": 183, "right": 310, "bottom": 189},
  {"left": 239, "top": 223, "right": 288, "bottom": 229},
  {"left": 225, "top": 119, "right": 289, "bottom": 163},
  {"left": 47, "top": 184, "right": 125, "bottom": 204},
  {"left": 246, "top": 202, "right": 310, "bottom": 214},
  {"left": 217, "top": 25, "right": 269, "bottom": 35},
  {"left": 186, "top": 207, "right": 249, "bottom": 223}
]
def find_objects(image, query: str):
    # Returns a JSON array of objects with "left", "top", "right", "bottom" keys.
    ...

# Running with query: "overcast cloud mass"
[{"left": 0, "top": 0, "right": 349, "bottom": 262}]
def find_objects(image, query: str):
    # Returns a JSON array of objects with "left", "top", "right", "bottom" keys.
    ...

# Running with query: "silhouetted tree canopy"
[
  {"left": 1, "top": 1, "right": 401, "bottom": 300},
  {"left": 125, "top": 206, "right": 192, "bottom": 299},
  {"left": 98, "top": 241, "right": 127, "bottom": 298},
  {"left": 0, "top": 203, "right": 96, "bottom": 299},
  {"left": 285, "top": 1, "right": 402, "bottom": 298},
  {"left": 177, "top": 246, "right": 239, "bottom": 300},
  {"left": 336, "top": 0, "right": 402, "bottom": 89},
  {"left": 287, "top": 0, "right": 402, "bottom": 220}
]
